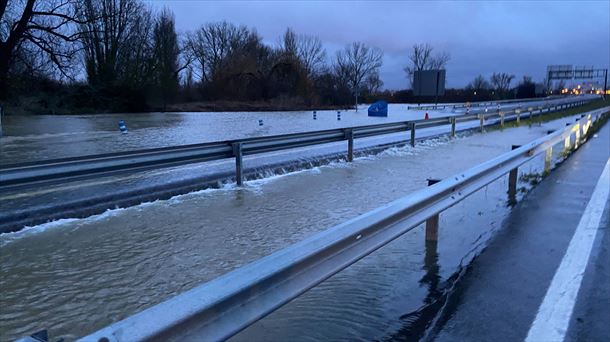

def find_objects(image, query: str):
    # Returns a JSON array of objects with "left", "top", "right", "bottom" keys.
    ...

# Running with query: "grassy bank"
[{"left": 497, "top": 98, "right": 609, "bottom": 129}]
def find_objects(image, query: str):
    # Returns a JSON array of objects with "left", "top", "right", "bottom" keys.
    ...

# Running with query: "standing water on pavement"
[{"left": 0, "top": 115, "right": 575, "bottom": 341}]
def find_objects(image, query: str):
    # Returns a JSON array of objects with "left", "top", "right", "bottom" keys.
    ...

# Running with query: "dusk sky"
[{"left": 148, "top": 1, "right": 610, "bottom": 90}]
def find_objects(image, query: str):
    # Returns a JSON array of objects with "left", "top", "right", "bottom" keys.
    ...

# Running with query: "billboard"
[{"left": 413, "top": 69, "right": 446, "bottom": 97}]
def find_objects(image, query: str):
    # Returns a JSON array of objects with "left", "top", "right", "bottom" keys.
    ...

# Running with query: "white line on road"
[{"left": 526, "top": 158, "right": 610, "bottom": 342}]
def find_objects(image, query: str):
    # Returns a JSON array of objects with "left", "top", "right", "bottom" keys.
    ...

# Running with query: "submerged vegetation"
[{"left": 519, "top": 172, "right": 544, "bottom": 186}]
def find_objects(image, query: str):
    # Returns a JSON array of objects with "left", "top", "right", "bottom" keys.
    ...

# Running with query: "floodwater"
[
  {"left": 0, "top": 104, "right": 424, "bottom": 165},
  {"left": 0, "top": 115, "right": 576, "bottom": 341},
  {"left": 0, "top": 96, "right": 587, "bottom": 165}
]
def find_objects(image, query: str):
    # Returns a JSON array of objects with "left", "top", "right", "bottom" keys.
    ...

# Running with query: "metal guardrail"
[
  {"left": 0, "top": 98, "right": 593, "bottom": 190},
  {"left": 406, "top": 104, "right": 448, "bottom": 110},
  {"left": 450, "top": 96, "right": 557, "bottom": 109},
  {"left": 407, "top": 96, "right": 558, "bottom": 111},
  {"left": 80, "top": 108, "right": 608, "bottom": 342}
]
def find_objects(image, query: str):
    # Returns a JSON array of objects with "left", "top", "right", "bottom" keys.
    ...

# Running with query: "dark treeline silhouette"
[
  {"left": 371, "top": 73, "right": 541, "bottom": 104},
  {"left": 0, "top": 0, "right": 544, "bottom": 115}
]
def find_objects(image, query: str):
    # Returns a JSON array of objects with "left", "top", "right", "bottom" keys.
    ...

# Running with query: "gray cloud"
[{"left": 148, "top": 0, "right": 609, "bottom": 89}]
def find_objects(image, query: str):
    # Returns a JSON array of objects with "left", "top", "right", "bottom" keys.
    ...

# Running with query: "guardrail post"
[
  {"left": 574, "top": 119, "right": 581, "bottom": 149},
  {"left": 544, "top": 130, "right": 554, "bottom": 173},
  {"left": 450, "top": 117, "right": 456, "bottom": 138},
  {"left": 500, "top": 113, "right": 505, "bottom": 128},
  {"left": 410, "top": 122, "right": 416, "bottom": 147},
  {"left": 478, "top": 114, "right": 485, "bottom": 133},
  {"left": 584, "top": 115, "right": 592, "bottom": 135},
  {"left": 233, "top": 142, "right": 243, "bottom": 186},
  {"left": 508, "top": 145, "right": 521, "bottom": 205},
  {"left": 579, "top": 114, "right": 587, "bottom": 135},
  {"left": 516, "top": 111, "right": 521, "bottom": 124},
  {"left": 345, "top": 129, "right": 354, "bottom": 162},
  {"left": 425, "top": 178, "right": 441, "bottom": 241},
  {"left": 564, "top": 123, "right": 572, "bottom": 151}
]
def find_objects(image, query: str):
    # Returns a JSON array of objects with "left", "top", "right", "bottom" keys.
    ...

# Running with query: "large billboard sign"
[{"left": 413, "top": 69, "right": 446, "bottom": 97}]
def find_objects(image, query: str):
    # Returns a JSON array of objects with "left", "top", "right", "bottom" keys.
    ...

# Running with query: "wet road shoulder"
[{"left": 427, "top": 122, "right": 610, "bottom": 341}]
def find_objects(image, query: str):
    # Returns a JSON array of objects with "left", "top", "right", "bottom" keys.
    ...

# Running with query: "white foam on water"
[
  {"left": 0, "top": 218, "right": 82, "bottom": 246},
  {"left": 378, "top": 145, "right": 417, "bottom": 157},
  {"left": 245, "top": 166, "right": 324, "bottom": 189},
  {"left": 0, "top": 184, "right": 238, "bottom": 245},
  {"left": 0, "top": 131, "right": 463, "bottom": 245}
]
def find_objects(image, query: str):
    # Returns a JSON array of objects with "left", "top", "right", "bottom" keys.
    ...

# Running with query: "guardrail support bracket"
[
  {"left": 425, "top": 179, "right": 441, "bottom": 241},
  {"left": 564, "top": 125, "right": 571, "bottom": 152},
  {"left": 345, "top": 129, "right": 354, "bottom": 162},
  {"left": 508, "top": 145, "right": 521, "bottom": 205},
  {"left": 544, "top": 146, "right": 553, "bottom": 173},
  {"left": 233, "top": 142, "right": 243, "bottom": 186},
  {"left": 410, "top": 122, "right": 416, "bottom": 147},
  {"left": 450, "top": 117, "right": 456, "bottom": 137}
]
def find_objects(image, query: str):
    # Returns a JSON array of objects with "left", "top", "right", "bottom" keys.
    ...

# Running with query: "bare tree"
[
  {"left": 516, "top": 75, "right": 536, "bottom": 98},
  {"left": 520, "top": 75, "right": 533, "bottom": 85},
  {"left": 490, "top": 72, "right": 515, "bottom": 96},
  {"left": 78, "top": 0, "right": 154, "bottom": 88},
  {"left": 280, "top": 27, "right": 326, "bottom": 77},
  {"left": 0, "top": 0, "right": 85, "bottom": 98},
  {"left": 296, "top": 34, "right": 325, "bottom": 77},
  {"left": 405, "top": 43, "right": 433, "bottom": 75},
  {"left": 365, "top": 70, "right": 383, "bottom": 94},
  {"left": 466, "top": 74, "right": 490, "bottom": 90},
  {"left": 335, "top": 41, "right": 383, "bottom": 93},
  {"left": 428, "top": 51, "right": 450, "bottom": 70},
  {"left": 280, "top": 27, "right": 297, "bottom": 57},
  {"left": 184, "top": 21, "right": 252, "bottom": 83},
  {"left": 403, "top": 43, "right": 450, "bottom": 85},
  {"left": 152, "top": 8, "right": 180, "bottom": 108}
]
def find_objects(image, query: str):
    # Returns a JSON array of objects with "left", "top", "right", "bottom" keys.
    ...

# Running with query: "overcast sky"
[{"left": 147, "top": 0, "right": 610, "bottom": 90}]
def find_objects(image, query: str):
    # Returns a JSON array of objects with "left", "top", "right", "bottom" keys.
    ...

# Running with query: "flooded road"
[
  {"left": 0, "top": 97, "right": 588, "bottom": 165},
  {"left": 0, "top": 104, "right": 424, "bottom": 165},
  {"left": 0, "top": 117, "right": 570, "bottom": 341}
]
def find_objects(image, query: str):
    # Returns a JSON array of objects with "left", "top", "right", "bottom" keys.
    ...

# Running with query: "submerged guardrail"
[
  {"left": 79, "top": 107, "right": 608, "bottom": 342},
  {"left": 0, "top": 98, "right": 593, "bottom": 191}
]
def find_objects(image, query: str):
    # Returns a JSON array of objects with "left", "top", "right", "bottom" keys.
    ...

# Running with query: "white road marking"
[{"left": 526, "top": 158, "right": 610, "bottom": 342}]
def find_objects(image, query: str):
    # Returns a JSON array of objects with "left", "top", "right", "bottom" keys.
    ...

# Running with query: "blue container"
[
  {"left": 118, "top": 120, "right": 128, "bottom": 133},
  {"left": 368, "top": 101, "right": 388, "bottom": 117}
]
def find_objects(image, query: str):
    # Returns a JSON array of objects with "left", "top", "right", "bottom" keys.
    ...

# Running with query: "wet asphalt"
[{"left": 425, "top": 121, "right": 609, "bottom": 341}]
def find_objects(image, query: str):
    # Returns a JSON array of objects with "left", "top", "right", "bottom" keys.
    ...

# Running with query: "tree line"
[
  {"left": 1, "top": 0, "right": 388, "bottom": 113},
  {"left": 0, "top": 0, "right": 540, "bottom": 115},
  {"left": 463, "top": 73, "right": 542, "bottom": 101}
]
